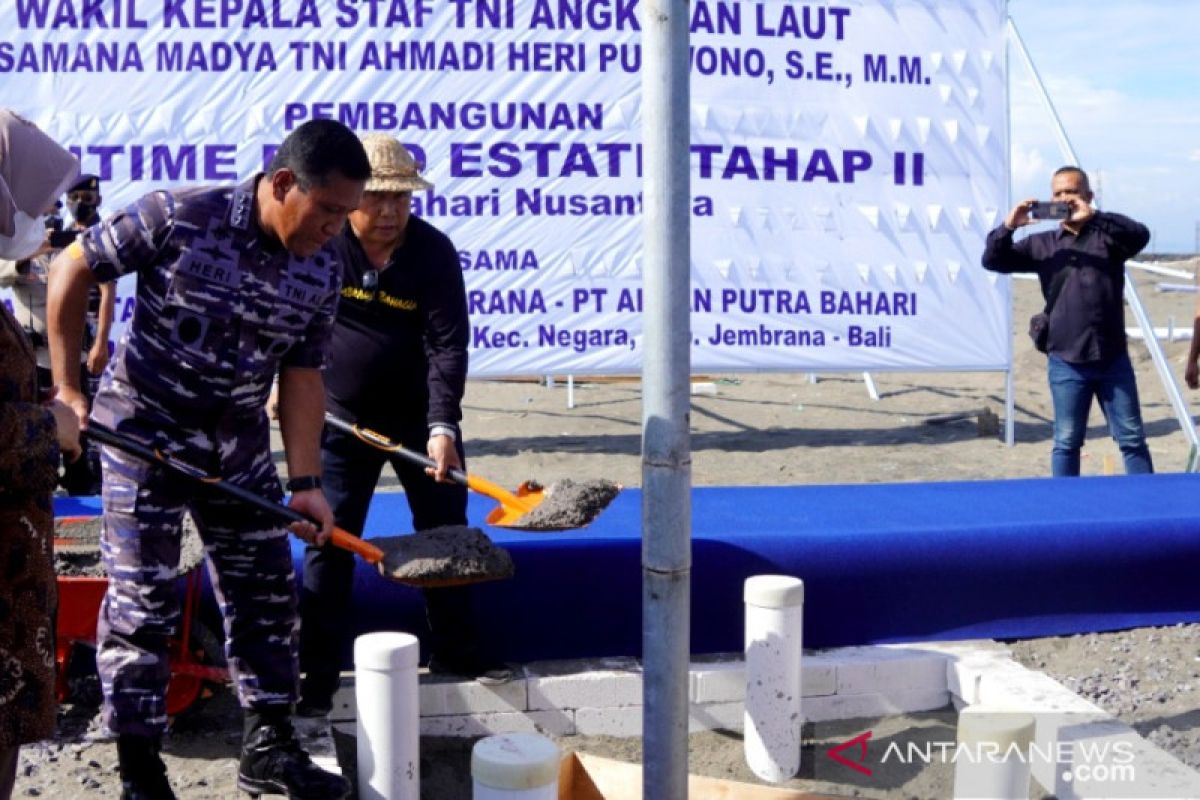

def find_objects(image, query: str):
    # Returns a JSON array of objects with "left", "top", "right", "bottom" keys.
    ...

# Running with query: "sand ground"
[{"left": 22, "top": 260, "right": 1200, "bottom": 798}]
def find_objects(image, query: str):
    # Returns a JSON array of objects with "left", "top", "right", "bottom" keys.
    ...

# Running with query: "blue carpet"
[{"left": 55, "top": 475, "right": 1200, "bottom": 667}]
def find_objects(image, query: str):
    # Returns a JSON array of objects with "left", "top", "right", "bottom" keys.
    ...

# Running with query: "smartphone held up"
[{"left": 1029, "top": 201, "right": 1072, "bottom": 221}]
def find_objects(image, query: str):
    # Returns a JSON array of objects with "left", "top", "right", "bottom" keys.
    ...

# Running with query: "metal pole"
[
  {"left": 1007, "top": 17, "right": 1199, "bottom": 454},
  {"left": 1124, "top": 273, "right": 1200, "bottom": 451},
  {"left": 861, "top": 372, "right": 880, "bottom": 401},
  {"left": 1006, "top": 19, "right": 1074, "bottom": 175},
  {"left": 1001, "top": 7, "right": 1015, "bottom": 447},
  {"left": 1004, "top": 367, "right": 1016, "bottom": 446},
  {"left": 641, "top": 0, "right": 691, "bottom": 793}
]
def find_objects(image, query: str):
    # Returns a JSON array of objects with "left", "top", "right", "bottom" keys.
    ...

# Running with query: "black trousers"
[
  {"left": 298, "top": 423, "right": 477, "bottom": 706},
  {"left": 0, "top": 745, "right": 17, "bottom": 800}
]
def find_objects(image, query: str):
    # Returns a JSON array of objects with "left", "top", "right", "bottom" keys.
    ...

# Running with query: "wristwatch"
[{"left": 285, "top": 475, "right": 322, "bottom": 493}]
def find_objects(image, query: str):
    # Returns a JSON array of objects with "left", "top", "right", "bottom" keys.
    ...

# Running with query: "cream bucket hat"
[{"left": 360, "top": 133, "right": 433, "bottom": 192}]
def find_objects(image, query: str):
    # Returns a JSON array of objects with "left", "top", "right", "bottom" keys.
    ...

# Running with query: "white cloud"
[
  {"left": 1011, "top": 147, "right": 1049, "bottom": 190},
  {"left": 1006, "top": 1, "right": 1200, "bottom": 251}
]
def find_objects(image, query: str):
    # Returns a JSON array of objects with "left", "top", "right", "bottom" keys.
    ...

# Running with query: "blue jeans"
[{"left": 1047, "top": 351, "right": 1153, "bottom": 477}]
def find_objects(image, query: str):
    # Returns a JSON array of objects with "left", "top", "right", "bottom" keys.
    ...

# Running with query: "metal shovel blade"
[{"left": 483, "top": 479, "right": 546, "bottom": 527}]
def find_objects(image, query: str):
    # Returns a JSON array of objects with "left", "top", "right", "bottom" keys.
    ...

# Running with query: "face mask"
[
  {"left": 0, "top": 210, "right": 47, "bottom": 260},
  {"left": 66, "top": 199, "right": 98, "bottom": 225}
]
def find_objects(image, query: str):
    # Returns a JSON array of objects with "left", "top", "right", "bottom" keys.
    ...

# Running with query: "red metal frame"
[{"left": 55, "top": 519, "right": 229, "bottom": 717}]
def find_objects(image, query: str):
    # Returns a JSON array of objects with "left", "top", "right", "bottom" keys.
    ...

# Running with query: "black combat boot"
[
  {"left": 116, "top": 734, "right": 176, "bottom": 800},
  {"left": 237, "top": 707, "right": 350, "bottom": 800}
]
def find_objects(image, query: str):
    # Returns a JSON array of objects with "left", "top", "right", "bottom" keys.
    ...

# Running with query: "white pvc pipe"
[
  {"left": 355, "top": 632, "right": 421, "bottom": 800},
  {"left": 743, "top": 575, "right": 804, "bottom": 782},
  {"left": 953, "top": 706, "right": 1035, "bottom": 800},
  {"left": 472, "top": 733, "right": 561, "bottom": 799}
]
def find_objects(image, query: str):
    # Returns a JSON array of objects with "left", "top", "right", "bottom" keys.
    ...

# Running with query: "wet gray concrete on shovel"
[
  {"left": 375, "top": 524, "right": 514, "bottom": 586},
  {"left": 509, "top": 478, "right": 620, "bottom": 530}
]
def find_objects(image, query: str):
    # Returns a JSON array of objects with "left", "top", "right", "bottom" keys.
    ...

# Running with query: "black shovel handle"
[
  {"left": 323, "top": 413, "right": 539, "bottom": 518},
  {"left": 84, "top": 421, "right": 385, "bottom": 563},
  {"left": 85, "top": 421, "right": 311, "bottom": 527},
  {"left": 323, "top": 413, "right": 471, "bottom": 485}
]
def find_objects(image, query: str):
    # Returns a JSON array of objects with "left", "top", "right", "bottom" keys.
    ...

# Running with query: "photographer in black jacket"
[{"left": 982, "top": 165, "right": 1152, "bottom": 477}]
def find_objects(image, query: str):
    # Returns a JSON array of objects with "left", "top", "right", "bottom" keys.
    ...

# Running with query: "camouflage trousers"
[{"left": 97, "top": 442, "right": 298, "bottom": 737}]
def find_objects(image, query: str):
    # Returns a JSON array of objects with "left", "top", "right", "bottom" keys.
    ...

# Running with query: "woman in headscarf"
[
  {"left": 0, "top": 110, "right": 79, "bottom": 260},
  {"left": 0, "top": 108, "right": 82, "bottom": 800}
]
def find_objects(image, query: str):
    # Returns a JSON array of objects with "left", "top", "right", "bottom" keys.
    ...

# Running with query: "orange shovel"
[{"left": 324, "top": 414, "right": 545, "bottom": 527}]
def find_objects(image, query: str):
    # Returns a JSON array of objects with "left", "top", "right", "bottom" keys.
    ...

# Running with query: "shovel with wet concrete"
[
  {"left": 323, "top": 414, "right": 620, "bottom": 530},
  {"left": 84, "top": 422, "right": 513, "bottom": 587}
]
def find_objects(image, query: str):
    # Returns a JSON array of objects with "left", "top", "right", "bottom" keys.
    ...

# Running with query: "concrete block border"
[{"left": 324, "top": 639, "right": 1200, "bottom": 798}]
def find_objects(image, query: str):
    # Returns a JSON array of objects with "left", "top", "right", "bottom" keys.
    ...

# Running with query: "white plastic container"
[
  {"left": 743, "top": 574, "right": 805, "bottom": 782},
  {"left": 472, "top": 733, "right": 561, "bottom": 799},
  {"left": 355, "top": 632, "right": 421, "bottom": 800}
]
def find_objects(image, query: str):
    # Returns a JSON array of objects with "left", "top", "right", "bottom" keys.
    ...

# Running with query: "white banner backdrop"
[{"left": 0, "top": 0, "right": 1009, "bottom": 376}]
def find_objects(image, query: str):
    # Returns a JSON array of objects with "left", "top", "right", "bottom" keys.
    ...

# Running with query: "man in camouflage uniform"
[{"left": 47, "top": 119, "right": 371, "bottom": 800}]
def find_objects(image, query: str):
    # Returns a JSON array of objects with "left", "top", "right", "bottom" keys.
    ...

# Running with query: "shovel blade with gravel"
[
  {"left": 325, "top": 414, "right": 620, "bottom": 530},
  {"left": 499, "top": 478, "right": 621, "bottom": 531},
  {"left": 374, "top": 525, "right": 514, "bottom": 586}
]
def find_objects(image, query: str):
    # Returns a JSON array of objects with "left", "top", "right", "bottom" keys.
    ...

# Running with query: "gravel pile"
[
  {"left": 1010, "top": 623, "right": 1200, "bottom": 769},
  {"left": 509, "top": 478, "right": 620, "bottom": 530},
  {"left": 53, "top": 514, "right": 207, "bottom": 578},
  {"left": 376, "top": 525, "right": 514, "bottom": 586}
]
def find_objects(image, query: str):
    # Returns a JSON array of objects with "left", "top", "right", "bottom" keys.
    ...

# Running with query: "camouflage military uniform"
[{"left": 80, "top": 178, "right": 341, "bottom": 736}]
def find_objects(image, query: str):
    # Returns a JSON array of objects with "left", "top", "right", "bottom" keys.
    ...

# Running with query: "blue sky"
[{"left": 1006, "top": 1, "right": 1200, "bottom": 254}]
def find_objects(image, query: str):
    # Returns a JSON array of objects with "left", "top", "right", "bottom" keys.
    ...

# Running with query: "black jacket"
[
  {"left": 982, "top": 212, "right": 1149, "bottom": 363},
  {"left": 324, "top": 216, "right": 469, "bottom": 433}
]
